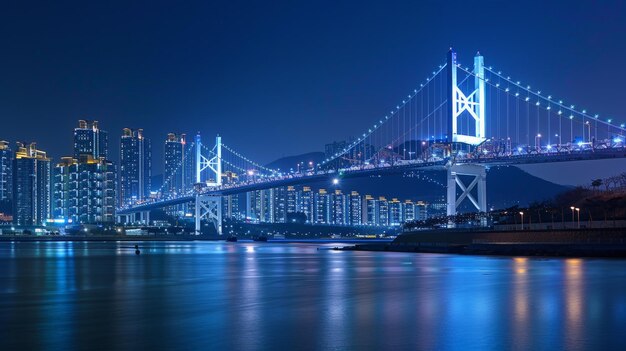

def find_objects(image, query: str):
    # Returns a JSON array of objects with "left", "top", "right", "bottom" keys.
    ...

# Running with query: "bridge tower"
[
  {"left": 195, "top": 134, "right": 222, "bottom": 186},
  {"left": 447, "top": 48, "right": 486, "bottom": 145},
  {"left": 446, "top": 49, "right": 488, "bottom": 222},
  {"left": 194, "top": 133, "right": 223, "bottom": 235}
]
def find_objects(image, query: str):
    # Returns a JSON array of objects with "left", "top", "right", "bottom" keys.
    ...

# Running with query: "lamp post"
[
  {"left": 570, "top": 206, "right": 575, "bottom": 228},
  {"left": 519, "top": 211, "right": 524, "bottom": 230},
  {"left": 576, "top": 207, "right": 580, "bottom": 229},
  {"left": 535, "top": 134, "right": 542, "bottom": 151},
  {"left": 555, "top": 134, "right": 561, "bottom": 148}
]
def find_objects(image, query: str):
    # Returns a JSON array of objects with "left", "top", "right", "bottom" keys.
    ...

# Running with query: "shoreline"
[
  {"left": 339, "top": 242, "right": 626, "bottom": 258},
  {"left": 0, "top": 235, "right": 393, "bottom": 244},
  {"left": 340, "top": 227, "right": 626, "bottom": 258}
]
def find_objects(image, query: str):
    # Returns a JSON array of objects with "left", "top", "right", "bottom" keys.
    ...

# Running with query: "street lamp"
[
  {"left": 570, "top": 206, "right": 575, "bottom": 228},
  {"left": 535, "top": 134, "right": 542, "bottom": 151},
  {"left": 519, "top": 211, "right": 524, "bottom": 230},
  {"left": 555, "top": 133, "right": 561, "bottom": 147},
  {"left": 576, "top": 207, "right": 580, "bottom": 229}
]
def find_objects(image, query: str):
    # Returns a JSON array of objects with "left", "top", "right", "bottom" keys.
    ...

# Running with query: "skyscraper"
[
  {"left": 364, "top": 195, "right": 377, "bottom": 226},
  {"left": 119, "top": 128, "right": 151, "bottom": 206},
  {"left": 388, "top": 198, "right": 402, "bottom": 225},
  {"left": 53, "top": 155, "right": 116, "bottom": 224},
  {"left": 286, "top": 186, "right": 300, "bottom": 214},
  {"left": 163, "top": 133, "right": 188, "bottom": 194},
  {"left": 273, "top": 186, "right": 287, "bottom": 223},
  {"left": 300, "top": 186, "right": 314, "bottom": 223},
  {"left": 0, "top": 141, "right": 12, "bottom": 214},
  {"left": 314, "top": 189, "right": 330, "bottom": 224},
  {"left": 348, "top": 191, "right": 362, "bottom": 226},
  {"left": 331, "top": 189, "right": 347, "bottom": 225},
  {"left": 403, "top": 200, "right": 415, "bottom": 222},
  {"left": 378, "top": 197, "right": 389, "bottom": 226},
  {"left": 13, "top": 142, "right": 51, "bottom": 226},
  {"left": 74, "top": 120, "right": 108, "bottom": 159}
]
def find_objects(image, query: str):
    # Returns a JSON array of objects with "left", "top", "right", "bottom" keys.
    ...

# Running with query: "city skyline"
[{"left": 1, "top": 1, "right": 625, "bottom": 178}]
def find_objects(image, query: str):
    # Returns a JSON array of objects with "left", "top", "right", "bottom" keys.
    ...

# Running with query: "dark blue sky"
[{"left": 1, "top": 0, "right": 625, "bottom": 175}]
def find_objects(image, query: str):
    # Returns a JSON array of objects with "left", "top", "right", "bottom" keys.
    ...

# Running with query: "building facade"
[
  {"left": 53, "top": 155, "right": 116, "bottom": 224},
  {"left": 119, "top": 128, "right": 151, "bottom": 206},
  {"left": 74, "top": 120, "right": 108, "bottom": 159},
  {"left": 13, "top": 142, "right": 51, "bottom": 226},
  {"left": 164, "top": 133, "right": 190, "bottom": 194},
  {"left": 0, "top": 141, "right": 12, "bottom": 214}
]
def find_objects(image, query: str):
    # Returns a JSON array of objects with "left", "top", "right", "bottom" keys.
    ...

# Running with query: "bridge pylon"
[
  {"left": 195, "top": 133, "right": 222, "bottom": 187},
  {"left": 195, "top": 194, "right": 223, "bottom": 235},
  {"left": 446, "top": 163, "right": 487, "bottom": 226},
  {"left": 447, "top": 48, "right": 486, "bottom": 146}
]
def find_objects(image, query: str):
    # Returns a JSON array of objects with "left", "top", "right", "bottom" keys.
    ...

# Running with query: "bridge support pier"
[
  {"left": 446, "top": 164, "right": 487, "bottom": 227},
  {"left": 195, "top": 194, "right": 222, "bottom": 235},
  {"left": 140, "top": 211, "right": 150, "bottom": 225}
]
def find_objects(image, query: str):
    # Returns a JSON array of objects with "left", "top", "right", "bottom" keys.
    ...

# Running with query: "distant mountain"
[
  {"left": 265, "top": 152, "right": 325, "bottom": 172},
  {"left": 266, "top": 153, "right": 570, "bottom": 209}
]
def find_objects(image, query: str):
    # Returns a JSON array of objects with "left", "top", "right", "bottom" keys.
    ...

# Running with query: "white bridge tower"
[
  {"left": 446, "top": 49, "right": 488, "bottom": 221},
  {"left": 194, "top": 133, "right": 223, "bottom": 235}
]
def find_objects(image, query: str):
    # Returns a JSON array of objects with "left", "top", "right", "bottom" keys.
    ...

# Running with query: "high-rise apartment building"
[
  {"left": 53, "top": 155, "right": 116, "bottom": 224},
  {"left": 348, "top": 191, "right": 362, "bottom": 225},
  {"left": 286, "top": 186, "right": 300, "bottom": 214},
  {"left": 13, "top": 142, "right": 51, "bottom": 226},
  {"left": 331, "top": 189, "right": 347, "bottom": 225},
  {"left": 273, "top": 186, "right": 287, "bottom": 223},
  {"left": 0, "top": 141, "right": 12, "bottom": 213},
  {"left": 364, "top": 195, "right": 377, "bottom": 226},
  {"left": 119, "top": 128, "right": 151, "bottom": 206},
  {"left": 164, "top": 133, "right": 190, "bottom": 194},
  {"left": 403, "top": 200, "right": 415, "bottom": 222},
  {"left": 300, "top": 186, "right": 314, "bottom": 223},
  {"left": 74, "top": 120, "right": 108, "bottom": 159},
  {"left": 314, "top": 189, "right": 330, "bottom": 224},
  {"left": 389, "top": 198, "right": 402, "bottom": 225},
  {"left": 378, "top": 197, "right": 389, "bottom": 226}
]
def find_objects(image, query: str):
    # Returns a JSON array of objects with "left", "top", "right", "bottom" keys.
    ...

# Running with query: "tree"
[{"left": 591, "top": 179, "right": 603, "bottom": 193}]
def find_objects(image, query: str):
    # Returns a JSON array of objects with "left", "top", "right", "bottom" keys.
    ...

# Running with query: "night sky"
[{"left": 1, "top": 0, "right": 625, "bottom": 179}]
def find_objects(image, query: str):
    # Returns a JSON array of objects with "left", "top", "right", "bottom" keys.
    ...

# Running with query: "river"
[{"left": 1, "top": 241, "right": 625, "bottom": 350}]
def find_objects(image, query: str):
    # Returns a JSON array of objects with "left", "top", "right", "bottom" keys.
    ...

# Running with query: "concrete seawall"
[{"left": 344, "top": 228, "right": 626, "bottom": 257}]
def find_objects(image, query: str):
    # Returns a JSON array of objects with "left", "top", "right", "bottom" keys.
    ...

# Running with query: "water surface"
[{"left": 1, "top": 241, "right": 625, "bottom": 350}]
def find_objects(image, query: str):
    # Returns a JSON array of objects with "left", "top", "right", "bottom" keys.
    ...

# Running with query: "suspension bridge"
[{"left": 116, "top": 48, "right": 626, "bottom": 234}]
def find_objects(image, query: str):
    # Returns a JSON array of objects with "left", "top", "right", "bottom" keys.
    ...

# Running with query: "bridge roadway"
[{"left": 117, "top": 147, "right": 626, "bottom": 215}]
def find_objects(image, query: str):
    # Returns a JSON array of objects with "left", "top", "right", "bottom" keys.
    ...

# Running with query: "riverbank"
[
  {"left": 340, "top": 227, "right": 626, "bottom": 258},
  {"left": 0, "top": 235, "right": 394, "bottom": 244}
]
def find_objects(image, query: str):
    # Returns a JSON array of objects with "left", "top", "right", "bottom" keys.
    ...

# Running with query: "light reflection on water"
[{"left": 0, "top": 241, "right": 625, "bottom": 350}]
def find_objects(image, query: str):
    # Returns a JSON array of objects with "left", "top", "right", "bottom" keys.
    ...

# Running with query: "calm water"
[{"left": 1, "top": 241, "right": 625, "bottom": 350}]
